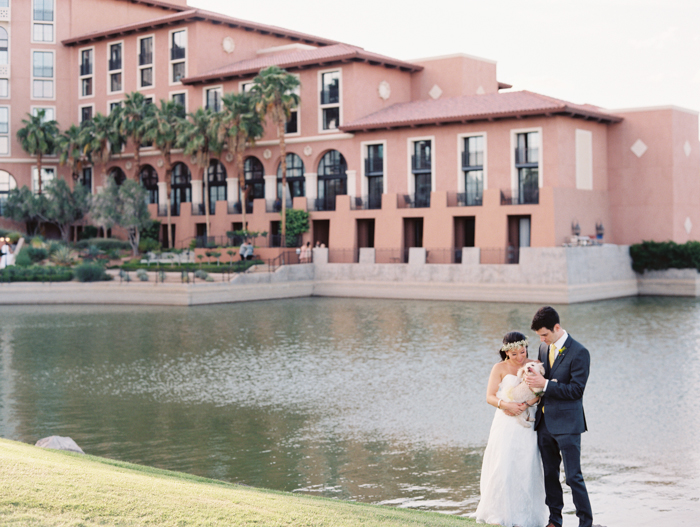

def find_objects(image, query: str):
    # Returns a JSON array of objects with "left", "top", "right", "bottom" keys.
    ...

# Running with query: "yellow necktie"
[{"left": 549, "top": 343, "right": 557, "bottom": 368}]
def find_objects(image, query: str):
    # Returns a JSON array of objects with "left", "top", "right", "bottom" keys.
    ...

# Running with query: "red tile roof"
[
  {"left": 181, "top": 44, "right": 423, "bottom": 85},
  {"left": 114, "top": 0, "right": 187, "bottom": 11},
  {"left": 340, "top": 91, "right": 623, "bottom": 131},
  {"left": 62, "top": 8, "right": 339, "bottom": 47}
]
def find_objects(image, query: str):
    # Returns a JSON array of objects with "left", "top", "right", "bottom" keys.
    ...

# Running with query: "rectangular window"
[
  {"left": 575, "top": 129, "right": 593, "bottom": 190},
  {"left": 81, "top": 49, "right": 93, "bottom": 76},
  {"left": 80, "top": 106, "right": 92, "bottom": 123},
  {"left": 33, "top": 0, "right": 54, "bottom": 21},
  {"left": 0, "top": 106, "right": 8, "bottom": 155},
  {"left": 320, "top": 71, "right": 340, "bottom": 131},
  {"left": 33, "top": 23, "right": 54, "bottom": 43},
  {"left": 514, "top": 131, "right": 539, "bottom": 204},
  {"left": 205, "top": 87, "right": 222, "bottom": 112},
  {"left": 170, "top": 30, "right": 186, "bottom": 84},
  {"left": 138, "top": 36, "right": 154, "bottom": 89},
  {"left": 32, "top": 107, "right": 54, "bottom": 122},
  {"left": 32, "top": 51, "right": 54, "bottom": 99},
  {"left": 364, "top": 144, "right": 383, "bottom": 209},
  {"left": 32, "top": 166, "right": 55, "bottom": 193},
  {"left": 462, "top": 136, "right": 484, "bottom": 206},
  {"left": 285, "top": 77, "right": 300, "bottom": 135},
  {"left": 33, "top": 0, "right": 55, "bottom": 43},
  {"left": 411, "top": 140, "right": 431, "bottom": 208},
  {"left": 79, "top": 48, "right": 94, "bottom": 98},
  {"left": 0, "top": 79, "right": 8, "bottom": 98},
  {"left": 81, "top": 77, "right": 93, "bottom": 97},
  {"left": 240, "top": 82, "right": 253, "bottom": 93},
  {"left": 109, "top": 101, "right": 122, "bottom": 113},
  {"left": 81, "top": 167, "right": 92, "bottom": 192},
  {"left": 172, "top": 92, "right": 186, "bottom": 114},
  {"left": 110, "top": 73, "right": 122, "bottom": 93},
  {"left": 109, "top": 43, "right": 122, "bottom": 71}
]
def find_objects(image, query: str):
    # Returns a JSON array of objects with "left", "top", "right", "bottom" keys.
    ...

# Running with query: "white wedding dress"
[{"left": 472, "top": 374, "right": 548, "bottom": 527}]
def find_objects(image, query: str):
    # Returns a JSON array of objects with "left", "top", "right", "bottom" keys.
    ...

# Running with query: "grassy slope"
[{"left": 0, "top": 438, "right": 483, "bottom": 526}]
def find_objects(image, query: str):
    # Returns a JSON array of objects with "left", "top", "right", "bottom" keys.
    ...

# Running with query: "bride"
[{"left": 472, "top": 331, "right": 548, "bottom": 527}]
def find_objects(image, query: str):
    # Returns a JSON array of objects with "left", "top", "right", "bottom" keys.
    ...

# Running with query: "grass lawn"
[{"left": 0, "top": 438, "right": 485, "bottom": 526}]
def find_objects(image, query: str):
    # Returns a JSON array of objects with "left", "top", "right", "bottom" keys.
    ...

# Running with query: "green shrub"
[
  {"left": 14, "top": 247, "right": 32, "bottom": 267},
  {"left": 194, "top": 269, "right": 209, "bottom": 279},
  {"left": 115, "top": 260, "right": 261, "bottom": 274},
  {"left": 139, "top": 237, "right": 160, "bottom": 253},
  {"left": 78, "top": 226, "right": 99, "bottom": 240},
  {"left": 136, "top": 269, "right": 149, "bottom": 282},
  {"left": 629, "top": 240, "right": 700, "bottom": 273},
  {"left": 74, "top": 263, "right": 112, "bottom": 282},
  {"left": 0, "top": 265, "right": 73, "bottom": 282},
  {"left": 74, "top": 238, "right": 131, "bottom": 251},
  {"left": 27, "top": 247, "right": 49, "bottom": 263},
  {"left": 51, "top": 246, "right": 74, "bottom": 266}
]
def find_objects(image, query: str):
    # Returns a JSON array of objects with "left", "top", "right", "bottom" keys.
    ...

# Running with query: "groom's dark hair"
[{"left": 531, "top": 306, "right": 560, "bottom": 331}]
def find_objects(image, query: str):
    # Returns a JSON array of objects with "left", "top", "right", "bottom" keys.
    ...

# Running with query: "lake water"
[{"left": 1, "top": 297, "right": 699, "bottom": 526}]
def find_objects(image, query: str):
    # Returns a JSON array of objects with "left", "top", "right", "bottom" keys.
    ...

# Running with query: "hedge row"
[
  {"left": 0, "top": 266, "right": 73, "bottom": 282},
  {"left": 629, "top": 241, "right": 700, "bottom": 273},
  {"left": 74, "top": 238, "right": 132, "bottom": 251},
  {"left": 116, "top": 260, "right": 262, "bottom": 274}
]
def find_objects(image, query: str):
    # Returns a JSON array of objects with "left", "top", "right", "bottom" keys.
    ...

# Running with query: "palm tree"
[
  {"left": 16, "top": 109, "right": 60, "bottom": 194},
  {"left": 57, "top": 124, "right": 90, "bottom": 182},
  {"left": 120, "top": 92, "right": 154, "bottom": 180},
  {"left": 219, "top": 91, "right": 264, "bottom": 232},
  {"left": 143, "top": 99, "right": 186, "bottom": 248},
  {"left": 252, "top": 66, "right": 300, "bottom": 243},
  {"left": 178, "top": 107, "right": 221, "bottom": 240},
  {"left": 83, "top": 110, "right": 126, "bottom": 185}
]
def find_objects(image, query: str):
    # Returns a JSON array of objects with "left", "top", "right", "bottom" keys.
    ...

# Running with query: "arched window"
[
  {"left": 244, "top": 156, "right": 265, "bottom": 201},
  {"left": 207, "top": 159, "right": 227, "bottom": 213},
  {"left": 0, "top": 169, "right": 16, "bottom": 216},
  {"left": 171, "top": 162, "right": 191, "bottom": 215},
  {"left": 0, "top": 27, "right": 8, "bottom": 66},
  {"left": 139, "top": 165, "right": 158, "bottom": 204},
  {"left": 109, "top": 167, "right": 126, "bottom": 186},
  {"left": 316, "top": 150, "right": 347, "bottom": 211},
  {"left": 277, "top": 153, "right": 304, "bottom": 199}
]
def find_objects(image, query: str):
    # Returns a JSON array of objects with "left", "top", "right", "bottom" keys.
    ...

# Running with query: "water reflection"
[{"left": 0, "top": 297, "right": 699, "bottom": 526}]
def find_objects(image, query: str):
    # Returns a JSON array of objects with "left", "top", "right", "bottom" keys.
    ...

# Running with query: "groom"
[{"left": 526, "top": 306, "right": 593, "bottom": 527}]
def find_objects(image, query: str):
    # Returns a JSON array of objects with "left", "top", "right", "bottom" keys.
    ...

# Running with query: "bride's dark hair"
[{"left": 499, "top": 331, "right": 528, "bottom": 361}]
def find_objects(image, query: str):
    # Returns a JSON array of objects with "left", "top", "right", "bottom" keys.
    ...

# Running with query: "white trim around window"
[
  {"left": 32, "top": 165, "right": 57, "bottom": 193},
  {"left": 457, "top": 131, "right": 488, "bottom": 193},
  {"left": 30, "top": 48, "right": 55, "bottom": 101},
  {"left": 285, "top": 73, "right": 301, "bottom": 137},
  {"left": 78, "top": 46, "right": 95, "bottom": 100},
  {"left": 107, "top": 40, "right": 124, "bottom": 96},
  {"left": 168, "top": 27, "right": 187, "bottom": 86},
  {"left": 317, "top": 68, "right": 342, "bottom": 134},
  {"left": 169, "top": 90, "right": 187, "bottom": 112},
  {"left": 406, "top": 135, "right": 436, "bottom": 195},
  {"left": 107, "top": 99, "right": 123, "bottom": 114},
  {"left": 137, "top": 33, "right": 155, "bottom": 91},
  {"left": 0, "top": 104, "right": 10, "bottom": 156},
  {"left": 31, "top": 0, "right": 56, "bottom": 45},
  {"left": 0, "top": 78, "right": 10, "bottom": 99},
  {"left": 238, "top": 80, "right": 254, "bottom": 93},
  {"left": 79, "top": 103, "right": 94, "bottom": 124},
  {"left": 510, "top": 126, "right": 543, "bottom": 190},
  {"left": 203, "top": 85, "right": 223, "bottom": 112},
  {"left": 360, "top": 139, "right": 387, "bottom": 198}
]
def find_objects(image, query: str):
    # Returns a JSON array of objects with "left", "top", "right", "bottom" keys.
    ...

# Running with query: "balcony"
[
  {"left": 157, "top": 203, "right": 180, "bottom": 217},
  {"left": 364, "top": 157, "right": 383, "bottom": 175},
  {"left": 398, "top": 192, "right": 430, "bottom": 209},
  {"left": 266, "top": 198, "right": 292, "bottom": 213},
  {"left": 227, "top": 201, "right": 253, "bottom": 214},
  {"left": 109, "top": 59, "right": 121, "bottom": 71},
  {"left": 350, "top": 195, "right": 382, "bottom": 210},
  {"left": 80, "top": 62, "right": 92, "bottom": 76},
  {"left": 191, "top": 202, "right": 205, "bottom": 216},
  {"left": 447, "top": 191, "right": 482, "bottom": 207},
  {"left": 320, "top": 88, "right": 339, "bottom": 105},
  {"left": 309, "top": 196, "right": 337, "bottom": 212},
  {"left": 171, "top": 46, "right": 186, "bottom": 60},
  {"left": 411, "top": 154, "right": 431, "bottom": 173},
  {"left": 500, "top": 188, "right": 539, "bottom": 205}
]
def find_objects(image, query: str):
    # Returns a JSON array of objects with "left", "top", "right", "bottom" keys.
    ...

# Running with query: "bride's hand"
[{"left": 502, "top": 401, "right": 528, "bottom": 416}]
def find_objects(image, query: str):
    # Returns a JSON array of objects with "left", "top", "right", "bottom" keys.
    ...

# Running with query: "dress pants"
[{"left": 537, "top": 413, "right": 593, "bottom": 527}]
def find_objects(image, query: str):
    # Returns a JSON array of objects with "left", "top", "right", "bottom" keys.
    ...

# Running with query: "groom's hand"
[{"left": 525, "top": 370, "right": 546, "bottom": 390}]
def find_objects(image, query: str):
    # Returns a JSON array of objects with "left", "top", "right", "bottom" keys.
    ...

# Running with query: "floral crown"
[{"left": 501, "top": 338, "right": 529, "bottom": 352}]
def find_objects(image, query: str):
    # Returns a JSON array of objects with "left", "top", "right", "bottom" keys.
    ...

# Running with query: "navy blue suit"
[{"left": 535, "top": 335, "right": 593, "bottom": 527}]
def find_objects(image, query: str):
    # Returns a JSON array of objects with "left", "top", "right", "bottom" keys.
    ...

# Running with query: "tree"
[
  {"left": 284, "top": 208, "right": 310, "bottom": 247},
  {"left": 91, "top": 177, "right": 152, "bottom": 256},
  {"left": 142, "top": 99, "right": 186, "bottom": 248},
  {"left": 40, "top": 178, "right": 91, "bottom": 242},
  {"left": 2, "top": 186, "right": 46, "bottom": 235},
  {"left": 16, "top": 109, "right": 60, "bottom": 194},
  {"left": 120, "top": 92, "right": 155, "bottom": 180},
  {"left": 252, "top": 66, "right": 300, "bottom": 243},
  {"left": 57, "top": 124, "right": 90, "bottom": 182},
  {"left": 178, "top": 108, "right": 221, "bottom": 239},
  {"left": 83, "top": 110, "right": 126, "bottom": 184},
  {"left": 219, "top": 91, "right": 264, "bottom": 232}
]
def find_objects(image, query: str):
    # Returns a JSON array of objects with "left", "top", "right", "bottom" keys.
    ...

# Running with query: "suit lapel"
[{"left": 550, "top": 335, "right": 573, "bottom": 376}]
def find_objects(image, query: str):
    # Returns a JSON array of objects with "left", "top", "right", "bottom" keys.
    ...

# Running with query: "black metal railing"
[
  {"left": 139, "top": 52, "right": 153, "bottom": 66},
  {"left": 171, "top": 46, "right": 186, "bottom": 60},
  {"left": 309, "top": 196, "right": 337, "bottom": 211},
  {"left": 191, "top": 203, "right": 205, "bottom": 216},
  {"left": 480, "top": 247, "right": 520, "bottom": 264},
  {"left": 320, "top": 88, "right": 339, "bottom": 105},
  {"left": 267, "top": 250, "right": 310, "bottom": 272},
  {"left": 266, "top": 198, "right": 292, "bottom": 213},
  {"left": 227, "top": 201, "right": 253, "bottom": 214},
  {"left": 411, "top": 154, "right": 431, "bottom": 172},
  {"left": 350, "top": 195, "right": 382, "bottom": 210},
  {"left": 515, "top": 147, "right": 539, "bottom": 165},
  {"left": 447, "top": 191, "right": 482, "bottom": 207},
  {"left": 375, "top": 248, "right": 406, "bottom": 264},
  {"left": 424, "top": 248, "right": 463, "bottom": 264},
  {"left": 108, "top": 59, "right": 121, "bottom": 71},
  {"left": 268, "top": 234, "right": 302, "bottom": 248},
  {"left": 328, "top": 248, "right": 359, "bottom": 264},
  {"left": 80, "top": 62, "right": 92, "bottom": 76},
  {"left": 398, "top": 192, "right": 430, "bottom": 209},
  {"left": 157, "top": 203, "right": 180, "bottom": 217},
  {"left": 500, "top": 188, "right": 539, "bottom": 205},
  {"left": 365, "top": 157, "right": 383, "bottom": 175}
]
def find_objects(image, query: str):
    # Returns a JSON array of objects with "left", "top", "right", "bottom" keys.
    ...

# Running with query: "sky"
[{"left": 189, "top": 0, "right": 700, "bottom": 114}]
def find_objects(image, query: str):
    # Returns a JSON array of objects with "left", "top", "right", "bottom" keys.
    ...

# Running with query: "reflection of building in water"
[{"left": 0, "top": 0, "right": 698, "bottom": 256}]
